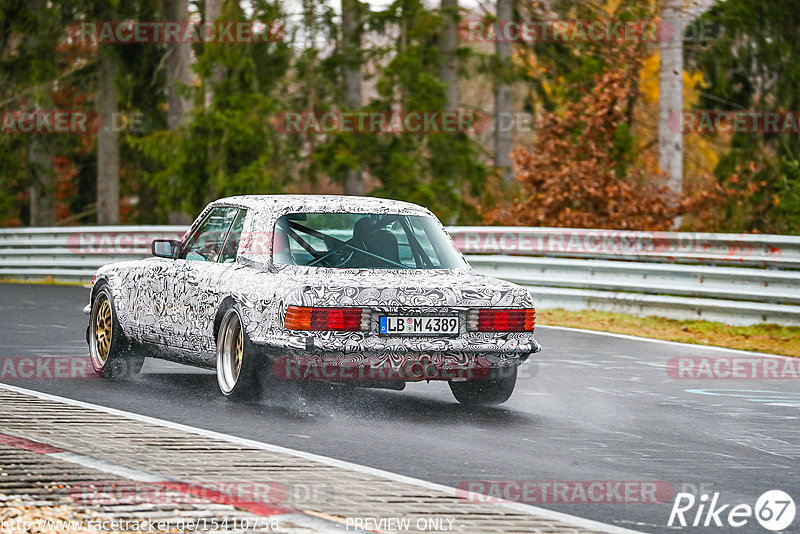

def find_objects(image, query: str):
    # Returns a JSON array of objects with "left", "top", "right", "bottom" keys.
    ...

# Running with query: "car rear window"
[{"left": 272, "top": 212, "right": 467, "bottom": 270}]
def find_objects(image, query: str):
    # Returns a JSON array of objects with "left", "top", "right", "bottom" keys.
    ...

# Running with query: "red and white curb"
[
  {"left": 0, "top": 382, "right": 643, "bottom": 534},
  {"left": 0, "top": 431, "right": 362, "bottom": 533}
]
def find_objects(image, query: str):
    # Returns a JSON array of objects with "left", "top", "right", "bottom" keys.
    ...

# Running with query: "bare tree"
[
  {"left": 26, "top": 0, "right": 54, "bottom": 226},
  {"left": 96, "top": 48, "right": 119, "bottom": 225},
  {"left": 659, "top": 0, "right": 719, "bottom": 228},
  {"left": 28, "top": 135, "right": 55, "bottom": 226},
  {"left": 164, "top": 0, "right": 193, "bottom": 129},
  {"left": 164, "top": 0, "right": 193, "bottom": 223},
  {"left": 439, "top": 0, "right": 459, "bottom": 110},
  {"left": 203, "top": 0, "right": 223, "bottom": 109},
  {"left": 494, "top": 0, "right": 513, "bottom": 185},
  {"left": 658, "top": 0, "right": 683, "bottom": 204},
  {"left": 342, "top": 0, "right": 363, "bottom": 195}
]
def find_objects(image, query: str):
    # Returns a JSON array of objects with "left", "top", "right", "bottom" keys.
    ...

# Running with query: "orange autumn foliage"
[{"left": 489, "top": 44, "right": 722, "bottom": 231}]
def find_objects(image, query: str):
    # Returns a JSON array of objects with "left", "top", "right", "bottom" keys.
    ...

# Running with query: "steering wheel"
[{"left": 193, "top": 242, "right": 218, "bottom": 262}]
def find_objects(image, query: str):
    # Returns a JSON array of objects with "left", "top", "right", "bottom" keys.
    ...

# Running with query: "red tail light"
[
  {"left": 285, "top": 306, "right": 370, "bottom": 332},
  {"left": 466, "top": 309, "right": 535, "bottom": 332}
]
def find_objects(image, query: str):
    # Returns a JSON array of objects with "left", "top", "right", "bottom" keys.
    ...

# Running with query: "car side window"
[
  {"left": 181, "top": 207, "right": 239, "bottom": 262},
  {"left": 218, "top": 209, "right": 247, "bottom": 263},
  {"left": 407, "top": 216, "right": 440, "bottom": 267},
  {"left": 388, "top": 220, "right": 415, "bottom": 266}
]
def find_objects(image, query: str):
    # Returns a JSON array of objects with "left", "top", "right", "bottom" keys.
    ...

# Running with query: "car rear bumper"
[
  {"left": 254, "top": 334, "right": 541, "bottom": 381},
  {"left": 255, "top": 332, "right": 540, "bottom": 358}
]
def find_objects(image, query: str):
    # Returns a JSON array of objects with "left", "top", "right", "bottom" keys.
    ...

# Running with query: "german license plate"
[{"left": 379, "top": 316, "right": 459, "bottom": 335}]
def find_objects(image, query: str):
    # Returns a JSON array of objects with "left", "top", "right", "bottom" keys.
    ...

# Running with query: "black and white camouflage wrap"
[{"left": 91, "top": 195, "right": 541, "bottom": 372}]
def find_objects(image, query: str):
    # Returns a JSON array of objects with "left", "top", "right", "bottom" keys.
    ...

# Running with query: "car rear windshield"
[{"left": 273, "top": 212, "right": 467, "bottom": 269}]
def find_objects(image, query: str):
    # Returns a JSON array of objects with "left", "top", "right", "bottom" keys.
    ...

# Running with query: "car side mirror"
[{"left": 151, "top": 239, "right": 180, "bottom": 259}]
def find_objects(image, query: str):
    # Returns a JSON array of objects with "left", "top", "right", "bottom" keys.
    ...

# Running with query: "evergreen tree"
[{"left": 691, "top": 0, "right": 800, "bottom": 233}]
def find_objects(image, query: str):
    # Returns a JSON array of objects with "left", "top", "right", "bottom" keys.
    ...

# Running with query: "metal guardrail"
[
  {"left": 468, "top": 256, "right": 800, "bottom": 326},
  {"left": 1, "top": 225, "right": 799, "bottom": 326},
  {"left": 448, "top": 227, "right": 800, "bottom": 268},
  {"left": 0, "top": 226, "right": 183, "bottom": 281}
]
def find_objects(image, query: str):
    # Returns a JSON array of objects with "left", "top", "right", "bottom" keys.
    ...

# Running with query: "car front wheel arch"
[
  {"left": 213, "top": 296, "right": 239, "bottom": 341},
  {"left": 90, "top": 276, "right": 109, "bottom": 304},
  {"left": 88, "top": 282, "right": 143, "bottom": 378}
]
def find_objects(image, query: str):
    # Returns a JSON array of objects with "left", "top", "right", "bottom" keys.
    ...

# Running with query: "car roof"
[{"left": 212, "top": 194, "right": 431, "bottom": 216}]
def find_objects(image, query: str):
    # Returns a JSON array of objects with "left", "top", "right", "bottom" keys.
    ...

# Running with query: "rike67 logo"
[{"left": 669, "top": 490, "right": 796, "bottom": 531}]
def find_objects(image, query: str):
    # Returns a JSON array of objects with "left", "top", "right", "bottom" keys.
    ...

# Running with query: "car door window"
[
  {"left": 218, "top": 209, "right": 247, "bottom": 263},
  {"left": 181, "top": 207, "right": 239, "bottom": 262}
]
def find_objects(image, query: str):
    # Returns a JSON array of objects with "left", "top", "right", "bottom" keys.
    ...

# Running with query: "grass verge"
[
  {"left": 0, "top": 277, "right": 87, "bottom": 287},
  {"left": 540, "top": 308, "right": 800, "bottom": 357}
]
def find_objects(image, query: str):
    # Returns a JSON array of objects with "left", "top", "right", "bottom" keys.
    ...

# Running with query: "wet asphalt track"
[{"left": 1, "top": 282, "right": 799, "bottom": 533}]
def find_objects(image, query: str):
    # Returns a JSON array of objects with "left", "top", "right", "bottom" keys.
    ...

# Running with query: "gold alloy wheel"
[
  {"left": 94, "top": 297, "right": 112, "bottom": 364},
  {"left": 234, "top": 327, "right": 243, "bottom": 380},
  {"left": 217, "top": 309, "right": 244, "bottom": 395}
]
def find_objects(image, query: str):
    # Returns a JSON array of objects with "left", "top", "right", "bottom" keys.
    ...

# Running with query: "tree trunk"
[
  {"left": 659, "top": 0, "right": 683, "bottom": 204},
  {"left": 203, "top": 0, "right": 223, "bottom": 109},
  {"left": 439, "top": 0, "right": 459, "bottom": 110},
  {"left": 26, "top": 0, "right": 55, "bottom": 226},
  {"left": 97, "top": 48, "right": 120, "bottom": 225},
  {"left": 28, "top": 134, "right": 55, "bottom": 226},
  {"left": 164, "top": 0, "right": 193, "bottom": 128},
  {"left": 342, "top": 0, "right": 363, "bottom": 196},
  {"left": 494, "top": 0, "right": 513, "bottom": 186},
  {"left": 164, "top": 0, "right": 193, "bottom": 223}
]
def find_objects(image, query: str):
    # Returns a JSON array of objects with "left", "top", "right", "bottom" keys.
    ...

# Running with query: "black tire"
[
  {"left": 449, "top": 366, "right": 517, "bottom": 406},
  {"left": 88, "top": 285, "right": 144, "bottom": 379},
  {"left": 215, "top": 303, "right": 260, "bottom": 400}
]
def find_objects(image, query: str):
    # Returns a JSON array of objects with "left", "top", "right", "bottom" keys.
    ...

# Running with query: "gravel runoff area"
[{"left": 0, "top": 383, "right": 632, "bottom": 534}]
